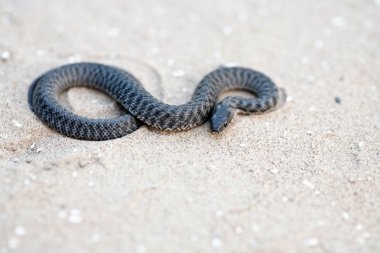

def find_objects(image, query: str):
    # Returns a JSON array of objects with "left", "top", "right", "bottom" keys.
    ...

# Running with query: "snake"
[{"left": 28, "top": 62, "right": 279, "bottom": 140}]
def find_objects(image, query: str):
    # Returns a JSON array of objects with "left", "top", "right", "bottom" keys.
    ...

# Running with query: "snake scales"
[{"left": 28, "top": 62, "right": 279, "bottom": 140}]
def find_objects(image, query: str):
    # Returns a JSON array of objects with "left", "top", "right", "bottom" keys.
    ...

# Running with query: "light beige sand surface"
[{"left": 0, "top": 0, "right": 379, "bottom": 252}]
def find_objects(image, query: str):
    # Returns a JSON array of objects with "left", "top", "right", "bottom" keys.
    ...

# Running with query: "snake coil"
[{"left": 29, "top": 62, "right": 279, "bottom": 140}]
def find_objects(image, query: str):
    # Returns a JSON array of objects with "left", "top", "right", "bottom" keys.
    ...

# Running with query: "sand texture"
[{"left": 0, "top": 0, "right": 379, "bottom": 252}]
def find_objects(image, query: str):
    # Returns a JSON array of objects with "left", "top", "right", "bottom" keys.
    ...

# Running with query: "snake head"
[{"left": 210, "top": 103, "right": 236, "bottom": 133}]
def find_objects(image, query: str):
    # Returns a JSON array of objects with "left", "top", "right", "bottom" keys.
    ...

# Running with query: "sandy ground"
[{"left": 0, "top": 0, "right": 379, "bottom": 252}]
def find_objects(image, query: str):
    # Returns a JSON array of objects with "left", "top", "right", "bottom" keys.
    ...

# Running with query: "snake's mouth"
[
  {"left": 210, "top": 104, "right": 235, "bottom": 133},
  {"left": 210, "top": 120, "right": 229, "bottom": 133}
]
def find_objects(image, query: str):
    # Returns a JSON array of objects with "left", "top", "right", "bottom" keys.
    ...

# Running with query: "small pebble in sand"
[
  {"left": 222, "top": 62, "right": 238, "bottom": 67},
  {"left": 334, "top": 96, "right": 341, "bottom": 104},
  {"left": 12, "top": 120, "right": 23, "bottom": 128},
  {"left": 1, "top": 51, "right": 11, "bottom": 61},
  {"left": 35, "top": 49, "right": 46, "bottom": 57},
  {"left": 303, "top": 180, "right": 315, "bottom": 189},
  {"left": 301, "top": 56, "right": 310, "bottom": 64},
  {"left": 251, "top": 224, "right": 260, "bottom": 232},
  {"left": 214, "top": 50, "right": 222, "bottom": 58},
  {"left": 235, "top": 226, "right": 243, "bottom": 234},
  {"left": 57, "top": 210, "right": 67, "bottom": 219},
  {"left": 320, "top": 61, "right": 330, "bottom": 71},
  {"left": 172, "top": 70, "right": 185, "bottom": 77},
  {"left": 238, "top": 11, "right": 248, "bottom": 21},
  {"left": 270, "top": 168, "right": 279, "bottom": 174},
  {"left": 24, "top": 178, "right": 31, "bottom": 185},
  {"left": 250, "top": 239, "right": 258, "bottom": 248},
  {"left": 215, "top": 210, "right": 223, "bottom": 217},
  {"left": 314, "top": 40, "right": 324, "bottom": 49},
  {"left": 286, "top": 96, "right": 293, "bottom": 102},
  {"left": 342, "top": 212, "right": 350, "bottom": 220},
  {"left": 0, "top": 133, "right": 8, "bottom": 139},
  {"left": 8, "top": 237, "right": 19, "bottom": 249},
  {"left": 68, "top": 209, "right": 82, "bottom": 223},
  {"left": 91, "top": 233, "right": 100, "bottom": 243},
  {"left": 107, "top": 27, "right": 120, "bottom": 38},
  {"left": 211, "top": 237, "right": 222, "bottom": 248},
  {"left": 167, "top": 58, "right": 175, "bottom": 66},
  {"left": 88, "top": 181, "right": 95, "bottom": 187},
  {"left": 151, "top": 47, "right": 160, "bottom": 55},
  {"left": 356, "top": 236, "right": 365, "bottom": 244},
  {"left": 67, "top": 55, "right": 81, "bottom": 63},
  {"left": 55, "top": 25, "right": 65, "bottom": 33},
  {"left": 303, "top": 237, "right": 319, "bottom": 247},
  {"left": 136, "top": 245, "right": 146, "bottom": 253},
  {"left": 330, "top": 16, "right": 346, "bottom": 28},
  {"left": 362, "top": 232, "right": 370, "bottom": 238},
  {"left": 187, "top": 196, "right": 194, "bottom": 203},
  {"left": 14, "top": 226, "right": 26, "bottom": 236},
  {"left": 222, "top": 26, "right": 233, "bottom": 36},
  {"left": 355, "top": 223, "right": 363, "bottom": 231},
  {"left": 190, "top": 234, "right": 199, "bottom": 242},
  {"left": 307, "top": 75, "right": 315, "bottom": 82},
  {"left": 78, "top": 161, "right": 87, "bottom": 168}
]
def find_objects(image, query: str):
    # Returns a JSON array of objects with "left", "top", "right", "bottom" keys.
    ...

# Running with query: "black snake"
[{"left": 28, "top": 62, "right": 279, "bottom": 140}]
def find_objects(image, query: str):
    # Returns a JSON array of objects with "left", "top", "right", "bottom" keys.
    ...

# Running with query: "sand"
[{"left": 0, "top": 0, "right": 379, "bottom": 252}]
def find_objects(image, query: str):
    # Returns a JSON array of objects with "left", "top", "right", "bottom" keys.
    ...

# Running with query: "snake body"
[{"left": 29, "top": 62, "right": 279, "bottom": 140}]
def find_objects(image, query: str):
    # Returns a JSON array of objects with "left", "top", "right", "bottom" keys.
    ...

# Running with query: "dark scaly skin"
[{"left": 28, "top": 62, "right": 279, "bottom": 140}]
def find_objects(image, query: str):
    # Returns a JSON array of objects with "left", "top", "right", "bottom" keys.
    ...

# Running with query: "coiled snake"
[{"left": 28, "top": 62, "right": 279, "bottom": 140}]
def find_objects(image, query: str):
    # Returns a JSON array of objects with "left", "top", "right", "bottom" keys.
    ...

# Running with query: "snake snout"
[{"left": 210, "top": 103, "right": 236, "bottom": 133}]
